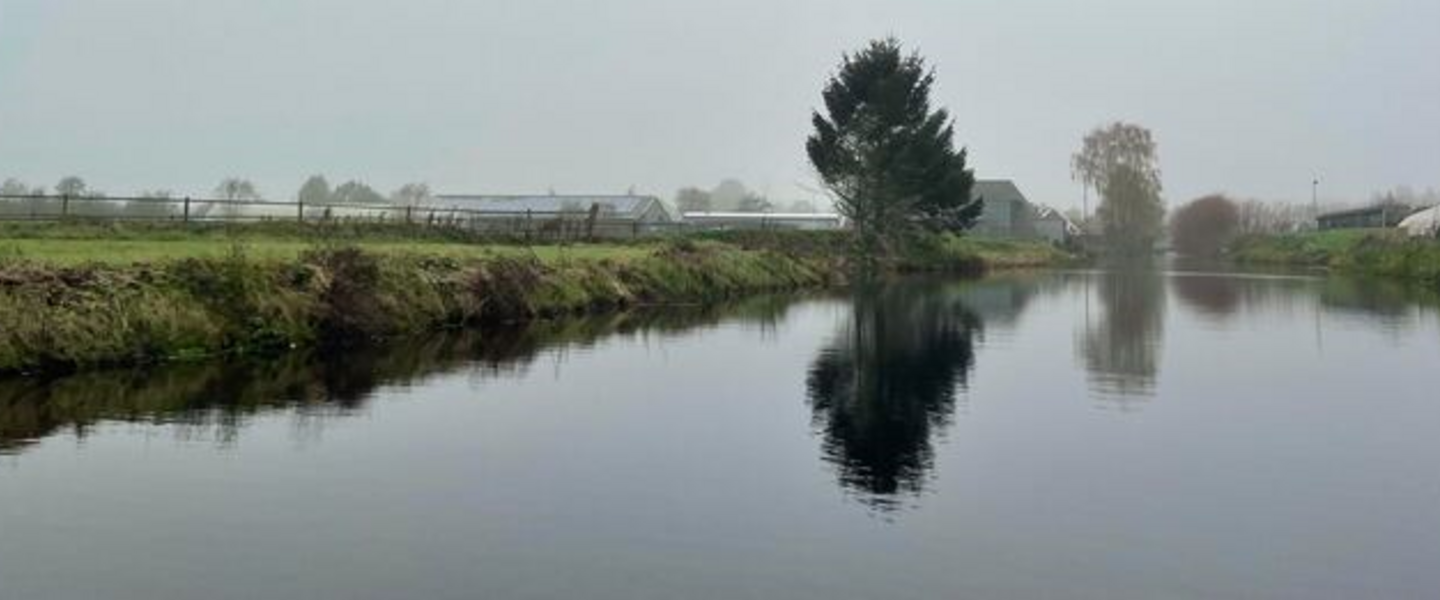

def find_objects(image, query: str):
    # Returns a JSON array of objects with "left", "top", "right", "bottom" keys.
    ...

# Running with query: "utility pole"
[{"left": 1312, "top": 177, "right": 1320, "bottom": 230}]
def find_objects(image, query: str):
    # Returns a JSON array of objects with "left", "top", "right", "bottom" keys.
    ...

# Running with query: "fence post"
[
  {"left": 525, "top": 209, "right": 533, "bottom": 241},
  {"left": 298, "top": 200, "right": 305, "bottom": 223},
  {"left": 405, "top": 205, "right": 413, "bottom": 225},
  {"left": 632, "top": 220, "right": 639, "bottom": 239},
  {"left": 183, "top": 196, "right": 191, "bottom": 223},
  {"left": 61, "top": 194, "right": 70, "bottom": 219}
]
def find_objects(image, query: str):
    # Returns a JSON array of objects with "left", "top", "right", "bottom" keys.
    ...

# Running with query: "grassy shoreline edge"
[
  {"left": 1229, "top": 230, "right": 1440, "bottom": 284},
  {"left": 0, "top": 227, "right": 1070, "bottom": 375}
]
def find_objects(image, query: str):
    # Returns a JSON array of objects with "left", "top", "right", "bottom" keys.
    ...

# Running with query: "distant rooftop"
[
  {"left": 1316, "top": 204, "right": 1413, "bottom": 220},
  {"left": 972, "top": 180, "right": 1028, "bottom": 204}
]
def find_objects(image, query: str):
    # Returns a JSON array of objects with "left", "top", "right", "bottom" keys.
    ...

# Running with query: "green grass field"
[
  {"left": 1229, "top": 228, "right": 1395, "bottom": 266},
  {"left": 0, "top": 221, "right": 1068, "bottom": 268},
  {"left": 0, "top": 238, "right": 654, "bottom": 265},
  {"left": 0, "top": 222, "right": 656, "bottom": 265}
]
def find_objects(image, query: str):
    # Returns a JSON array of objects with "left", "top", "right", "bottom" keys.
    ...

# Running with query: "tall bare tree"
[
  {"left": 1072, "top": 122, "right": 1161, "bottom": 220},
  {"left": 332, "top": 181, "right": 386, "bottom": 204},
  {"left": 674, "top": 187, "right": 713, "bottom": 213},
  {"left": 125, "top": 190, "right": 178, "bottom": 219},
  {"left": 297, "top": 175, "right": 332, "bottom": 205},
  {"left": 1097, "top": 164, "right": 1165, "bottom": 254},
  {"left": 54, "top": 176, "right": 88, "bottom": 197},
  {"left": 0, "top": 178, "right": 40, "bottom": 216},
  {"left": 213, "top": 177, "right": 261, "bottom": 218},
  {"left": 391, "top": 183, "right": 432, "bottom": 207}
]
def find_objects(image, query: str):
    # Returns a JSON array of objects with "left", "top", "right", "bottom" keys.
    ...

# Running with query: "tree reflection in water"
[
  {"left": 1078, "top": 267, "right": 1165, "bottom": 409},
  {"left": 806, "top": 281, "right": 982, "bottom": 511}
]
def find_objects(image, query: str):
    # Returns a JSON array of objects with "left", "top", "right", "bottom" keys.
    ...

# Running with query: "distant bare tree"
[
  {"left": 297, "top": 175, "right": 332, "bottom": 205},
  {"left": 0, "top": 178, "right": 31, "bottom": 196},
  {"left": 124, "top": 190, "right": 178, "bottom": 219},
  {"left": 1370, "top": 185, "right": 1439, "bottom": 214},
  {"left": 1371, "top": 186, "right": 1432, "bottom": 206},
  {"left": 213, "top": 177, "right": 262, "bottom": 218},
  {"left": 736, "top": 192, "right": 773, "bottom": 213},
  {"left": 675, "top": 187, "right": 713, "bottom": 213},
  {"left": 214, "top": 177, "right": 260, "bottom": 200},
  {"left": 391, "top": 183, "right": 432, "bottom": 207},
  {"left": 1072, "top": 122, "right": 1161, "bottom": 218},
  {"left": 1170, "top": 195, "right": 1239, "bottom": 257},
  {"left": 1, "top": 179, "right": 52, "bottom": 217},
  {"left": 55, "top": 176, "right": 88, "bottom": 197},
  {"left": 332, "top": 181, "right": 386, "bottom": 204},
  {"left": 710, "top": 179, "right": 751, "bottom": 212},
  {"left": 0, "top": 178, "right": 37, "bottom": 216},
  {"left": 1237, "top": 200, "right": 1316, "bottom": 235}
]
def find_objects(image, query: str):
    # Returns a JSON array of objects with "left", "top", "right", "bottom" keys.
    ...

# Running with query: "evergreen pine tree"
[{"left": 807, "top": 38, "right": 981, "bottom": 257}]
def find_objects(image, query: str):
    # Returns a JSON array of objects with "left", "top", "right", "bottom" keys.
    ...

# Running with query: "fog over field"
[{"left": 0, "top": 0, "right": 1436, "bottom": 206}]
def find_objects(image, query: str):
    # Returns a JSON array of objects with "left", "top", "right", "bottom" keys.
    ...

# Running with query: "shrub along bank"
[
  {"left": 0, "top": 231, "right": 1069, "bottom": 374},
  {"left": 1229, "top": 230, "right": 1440, "bottom": 284}
]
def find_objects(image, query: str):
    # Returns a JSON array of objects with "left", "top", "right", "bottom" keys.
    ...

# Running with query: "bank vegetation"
[
  {"left": 1230, "top": 229, "right": 1440, "bottom": 284},
  {"left": 0, "top": 225, "right": 1067, "bottom": 374}
]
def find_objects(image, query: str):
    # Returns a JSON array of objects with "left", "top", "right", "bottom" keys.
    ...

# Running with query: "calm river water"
[{"left": 2, "top": 268, "right": 1438, "bottom": 599}]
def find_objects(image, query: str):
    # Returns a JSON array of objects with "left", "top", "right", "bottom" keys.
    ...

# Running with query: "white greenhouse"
[{"left": 1397, "top": 206, "right": 1440, "bottom": 237}]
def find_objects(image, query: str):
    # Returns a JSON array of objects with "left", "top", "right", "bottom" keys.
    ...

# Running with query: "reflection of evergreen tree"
[
  {"left": 1079, "top": 269, "right": 1165, "bottom": 406},
  {"left": 807, "top": 282, "right": 981, "bottom": 510}
]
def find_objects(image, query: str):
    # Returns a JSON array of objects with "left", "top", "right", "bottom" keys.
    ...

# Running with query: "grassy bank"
[
  {"left": 0, "top": 223, "right": 1070, "bottom": 374},
  {"left": 1230, "top": 230, "right": 1440, "bottom": 284},
  {"left": 0, "top": 221, "right": 651, "bottom": 265}
]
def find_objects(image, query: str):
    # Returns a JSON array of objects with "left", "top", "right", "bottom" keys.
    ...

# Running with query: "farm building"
[
  {"left": 970, "top": 179, "right": 1072, "bottom": 243},
  {"left": 1031, "top": 205, "right": 1080, "bottom": 244},
  {"left": 1316, "top": 204, "right": 1413, "bottom": 230},
  {"left": 1398, "top": 206, "right": 1440, "bottom": 237},
  {"left": 432, "top": 194, "right": 676, "bottom": 238},
  {"left": 972, "top": 180, "right": 1032, "bottom": 237},
  {"left": 681, "top": 211, "right": 845, "bottom": 231}
]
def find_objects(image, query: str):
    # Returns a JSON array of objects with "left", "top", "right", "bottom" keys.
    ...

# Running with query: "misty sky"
[{"left": 1, "top": 0, "right": 1436, "bottom": 209}]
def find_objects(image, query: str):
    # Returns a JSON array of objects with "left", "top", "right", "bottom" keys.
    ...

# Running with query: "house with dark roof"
[
  {"left": 972, "top": 180, "right": 1029, "bottom": 237},
  {"left": 1316, "top": 204, "right": 1413, "bottom": 231},
  {"left": 967, "top": 180, "right": 1074, "bottom": 243}
]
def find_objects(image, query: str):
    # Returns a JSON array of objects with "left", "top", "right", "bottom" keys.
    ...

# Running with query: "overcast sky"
[{"left": 1, "top": 0, "right": 1436, "bottom": 208}]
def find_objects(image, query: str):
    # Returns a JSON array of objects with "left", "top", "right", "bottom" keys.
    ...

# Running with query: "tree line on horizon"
[
  {"left": 672, "top": 179, "right": 820, "bottom": 214},
  {"left": 0, "top": 174, "right": 434, "bottom": 219}
]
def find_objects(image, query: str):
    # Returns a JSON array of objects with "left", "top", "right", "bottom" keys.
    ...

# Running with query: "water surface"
[{"left": 2, "top": 269, "right": 1438, "bottom": 599}]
